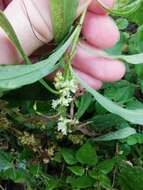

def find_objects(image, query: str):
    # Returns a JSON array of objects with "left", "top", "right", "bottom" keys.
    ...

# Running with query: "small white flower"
[
  {"left": 57, "top": 117, "right": 79, "bottom": 135},
  {"left": 52, "top": 99, "right": 60, "bottom": 109},
  {"left": 57, "top": 117, "right": 69, "bottom": 135},
  {"left": 69, "top": 80, "right": 78, "bottom": 93},
  {"left": 54, "top": 72, "right": 78, "bottom": 94},
  {"left": 60, "top": 95, "right": 72, "bottom": 107},
  {"left": 54, "top": 72, "right": 64, "bottom": 90}
]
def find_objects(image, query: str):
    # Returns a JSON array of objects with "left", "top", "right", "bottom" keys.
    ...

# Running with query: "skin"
[{"left": 0, "top": 0, "right": 126, "bottom": 90}]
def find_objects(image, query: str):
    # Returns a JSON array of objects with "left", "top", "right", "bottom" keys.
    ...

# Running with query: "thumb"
[{"left": 77, "top": 0, "right": 92, "bottom": 15}]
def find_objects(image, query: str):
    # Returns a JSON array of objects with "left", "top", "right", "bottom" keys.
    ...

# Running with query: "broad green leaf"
[
  {"left": 67, "top": 175, "right": 94, "bottom": 189},
  {"left": 0, "top": 28, "right": 78, "bottom": 92},
  {"left": 89, "top": 171, "right": 112, "bottom": 188},
  {"left": 94, "top": 127, "right": 136, "bottom": 141},
  {"left": 125, "top": 2, "right": 143, "bottom": 25},
  {"left": 2, "top": 168, "right": 31, "bottom": 184},
  {"left": 99, "top": 175, "right": 112, "bottom": 189},
  {"left": 50, "top": 0, "right": 78, "bottom": 42},
  {"left": 90, "top": 114, "right": 125, "bottom": 129},
  {"left": 118, "top": 165, "right": 143, "bottom": 190},
  {"left": 76, "top": 74, "right": 143, "bottom": 125},
  {"left": 46, "top": 177, "right": 60, "bottom": 190},
  {"left": 0, "top": 11, "right": 30, "bottom": 64},
  {"left": 97, "top": 159, "right": 115, "bottom": 174},
  {"left": 0, "top": 151, "right": 13, "bottom": 171},
  {"left": 61, "top": 148, "right": 77, "bottom": 165},
  {"left": 68, "top": 166, "right": 85, "bottom": 176},
  {"left": 109, "top": 0, "right": 142, "bottom": 16},
  {"left": 76, "top": 142, "right": 97, "bottom": 166},
  {"left": 104, "top": 80, "right": 135, "bottom": 103},
  {"left": 127, "top": 134, "right": 143, "bottom": 145}
]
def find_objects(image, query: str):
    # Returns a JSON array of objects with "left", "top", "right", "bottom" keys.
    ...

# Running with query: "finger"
[
  {"left": 72, "top": 41, "right": 126, "bottom": 82},
  {"left": 82, "top": 11, "right": 120, "bottom": 49},
  {"left": 88, "top": 0, "right": 114, "bottom": 15},
  {"left": 0, "top": 28, "right": 20, "bottom": 64},
  {"left": 74, "top": 68, "right": 103, "bottom": 90},
  {"left": 0, "top": 0, "right": 12, "bottom": 10},
  {"left": 3, "top": 0, "right": 12, "bottom": 7},
  {"left": 77, "top": 0, "right": 92, "bottom": 15},
  {"left": 0, "top": 0, "right": 5, "bottom": 10}
]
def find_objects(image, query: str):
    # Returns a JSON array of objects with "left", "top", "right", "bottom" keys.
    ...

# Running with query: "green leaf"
[
  {"left": 0, "top": 59, "right": 58, "bottom": 92},
  {"left": 76, "top": 93, "right": 93, "bottom": 119},
  {"left": 116, "top": 18, "right": 129, "bottom": 30},
  {"left": 104, "top": 80, "right": 136, "bottom": 103},
  {"left": 127, "top": 134, "right": 143, "bottom": 145},
  {"left": 90, "top": 114, "right": 125, "bottom": 129},
  {"left": 67, "top": 175, "right": 94, "bottom": 189},
  {"left": 126, "top": 2, "right": 143, "bottom": 25},
  {"left": 89, "top": 170, "right": 98, "bottom": 179},
  {"left": 95, "top": 127, "right": 136, "bottom": 141},
  {"left": 1, "top": 168, "right": 31, "bottom": 184},
  {"left": 50, "top": 0, "right": 78, "bottom": 42},
  {"left": 118, "top": 164, "right": 143, "bottom": 190},
  {"left": 0, "top": 28, "right": 78, "bottom": 92},
  {"left": 89, "top": 171, "right": 112, "bottom": 188},
  {"left": 99, "top": 174, "right": 112, "bottom": 189},
  {"left": 0, "top": 151, "right": 13, "bottom": 171},
  {"left": 75, "top": 74, "right": 143, "bottom": 125},
  {"left": 0, "top": 11, "right": 30, "bottom": 64},
  {"left": 46, "top": 177, "right": 60, "bottom": 190},
  {"left": 116, "top": 53, "right": 143, "bottom": 64},
  {"left": 110, "top": 0, "right": 142, "bottom": 16},
  {"left": 61, "top": 148, "right": 77, "bottom": 165},
  {"left": 76, "top": 142, "right": 97, "bottom": 166},
  {"left": 68, "top": 166, "right": 85, "bottom": 176},
  {"left": 29, "top": 164, "right": 41, "bottom": 177},
  {"left": 97, "top": 159, "right": 115, "bottom": 174}
]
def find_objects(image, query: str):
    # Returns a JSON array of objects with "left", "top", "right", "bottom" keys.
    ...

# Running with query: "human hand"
[
  {"left": 0, "top": 0, "right": 11, "bottom": 10},
  {"left": 0, "top": 0, "right": 125, "bottom": 89},
  {"left": 73, "top": 0, "right": 125, "bottom": 89}
]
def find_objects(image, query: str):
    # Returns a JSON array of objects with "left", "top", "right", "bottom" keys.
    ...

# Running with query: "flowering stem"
[
  {"left": 51, "top": 9, "right": 87, "bottom": 135},
  {"left": 40, "top": 9, "right": 87, "bottom": 95}
]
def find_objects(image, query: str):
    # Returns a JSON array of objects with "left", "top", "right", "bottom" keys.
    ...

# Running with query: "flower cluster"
[
  {"left": 57, "top": 116, "right": 79, "bottom": 135},
  {"left": 19, "top": 132, "right": 38, "bottom": 147},
  {"left": 52, "top": 72, "right": 78, "bottom": 109},
  {"left": 52, "top": 71, "right": 79, "bottom": 135}
]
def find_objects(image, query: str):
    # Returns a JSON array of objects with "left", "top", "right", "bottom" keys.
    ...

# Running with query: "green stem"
[
  {"left": 22, "top": 46, "right": 59, "bottom": 95},
  {"left": 68, "top": 9, "right": 87, "bottom": 64},
  {"left": 39, "top": 79, "right": 60, "bottom": 95},
  {"left": 0, "top": 185, "right": 5, "bottom": 190},
  {"left": 64, "top": 9, "right": 87, "bottom": 79}
]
